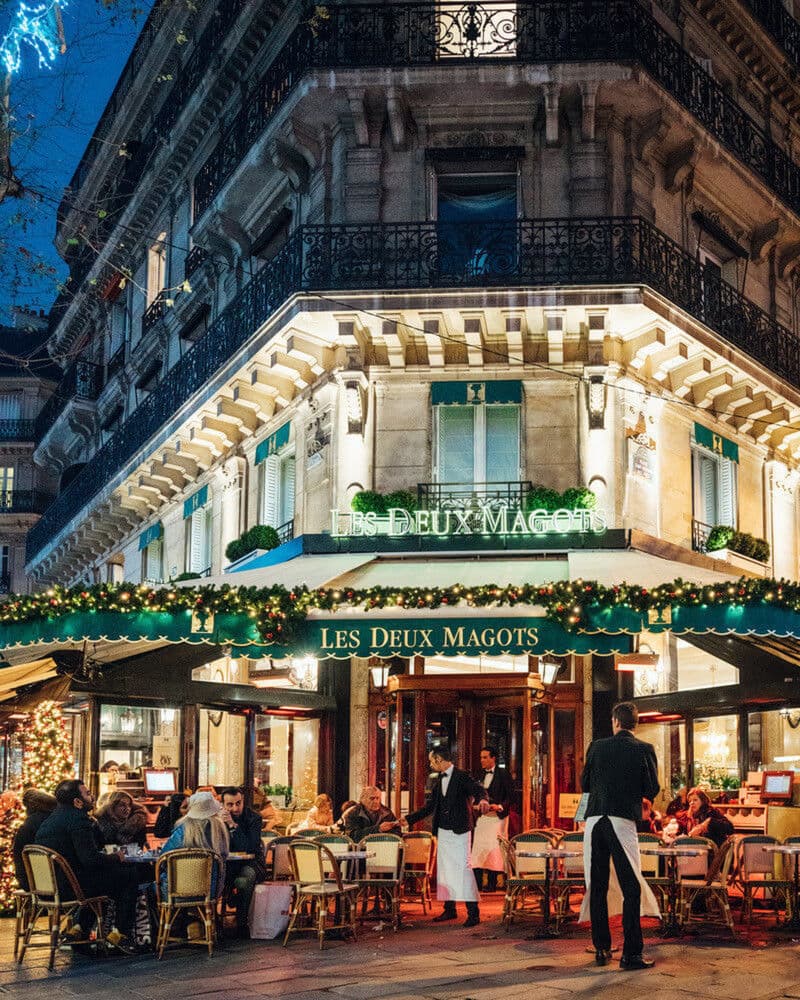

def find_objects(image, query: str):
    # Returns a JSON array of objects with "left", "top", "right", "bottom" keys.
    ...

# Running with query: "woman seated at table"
[
  {"left": 636, "top": 798, "right": 663, "bottom": 835},
  {"left": 159, "top": 791, "right": 230, "bottom": 896},
  {"left": 153, "top": 793, "right": 189, "bottom": 838},
  {"left": 686, "top": 787, "right": 734, "bottom": 846},
  {"left": 296, "top": 793, "right": 335, "bottom": 832},
  {"left": 96, "top": 790, "right": 148, "bottom": 848}
]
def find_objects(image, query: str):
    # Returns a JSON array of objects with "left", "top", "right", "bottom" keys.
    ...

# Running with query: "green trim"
[
  {"left": 255, "top": 422, "right": 290, "bottom": 465},
  {"left": 183, "top": 484, "right": 208, "bottom": 519},
  {"left": 694, "top": 422, "right": 739, "bottom": 463},
  {"left": 431, "top": 380, "right": 522, "bottom": 405},
  {"left": 138, "top": 522, "right": 163, "bottom": 551}
]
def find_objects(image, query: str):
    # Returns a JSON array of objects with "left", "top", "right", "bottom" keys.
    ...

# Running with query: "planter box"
[
  {"left": 707, "top": 547, "right": 769, "bottom": 577},
  {"left": 225, "top": 548, "right": 268, "bottom": 572}
]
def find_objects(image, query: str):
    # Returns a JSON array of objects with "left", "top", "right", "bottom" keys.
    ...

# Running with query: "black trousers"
[{"left": 589, "top": 816, "right": 642, "bottom": 957}]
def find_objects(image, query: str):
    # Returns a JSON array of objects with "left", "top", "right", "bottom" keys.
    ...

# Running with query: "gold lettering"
[
  {"left": 371, "top": 626, "right": 389, "bottom": 648},
  {"left": 443, "top": 625, "right": 465, "bottom": 647}
]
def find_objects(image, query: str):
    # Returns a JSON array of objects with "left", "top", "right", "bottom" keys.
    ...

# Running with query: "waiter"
[
  {"left": 406, "top": 745, "right": 488, "bottom": 927},
  {"left": 579, "top": 701, "right": 660, "bottom": 971},
  {"left": 471, "top": 745, "right": 512, "bottom": 892}
]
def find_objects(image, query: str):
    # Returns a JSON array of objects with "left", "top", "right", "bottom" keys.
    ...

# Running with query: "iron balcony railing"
[
  {"left": 276, "top": 519, "right": 295, "bottom": 545},
  {"left": 192, "top": 1, "right": 800, "bottom": 221},
  {"left": 418, "top": 482, "right": 533, "bottom": 511},
  {"left": 106, "top": 343, "right": 126, "bottom": 382},
  {"left": 34, "top": 359, "right": 102, "bottom": 443},
  {"left": 743, "top": 0, "right": 800, "bottom": 68},
  {"left": 0, "top": 420, "right": 35, "bottom": 441},
  {"left": 0, "top": 491, "right": 54, "bottom": 515},
  {"left": 25, "top": 214, "right": 800, "bottom": 562},
  {"left": 142, "top": 293, "right": 169, "bottom": 336},
  {"left": 0, "top": 575, "right": 9, "bottom": 595},
  {"left": 184, "top": 245, "right": 208, "bottom": 281}
]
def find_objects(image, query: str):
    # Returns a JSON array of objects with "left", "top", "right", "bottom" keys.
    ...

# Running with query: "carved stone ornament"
[
  {"left": 432, "top": 128, "right": 525, "bottom": 149},
  {"left": 306, "top": 407, "right": 332, "bottom": 460}
]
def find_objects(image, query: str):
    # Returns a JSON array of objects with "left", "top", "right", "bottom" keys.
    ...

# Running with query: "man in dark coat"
[
  {"left": 405, "top": 745, "right": 488, "bottom": 927},
  {"left": 13, "top": 788, "right": 56, "bottom": 890},
  {"left": 34, "top": 779, "right": 140, "bottom": 945},
  {"left": 581, "top": 701, "right": 660, "bottom": 971},
  {"left": 344, "top": 786, "right": 399, "bottom": 842},
  {"left": 221, "top": 786, "right": 266, "bottom": 937},
  {"left": 471, "top": 745, "right": 513, "bottom": 892}
]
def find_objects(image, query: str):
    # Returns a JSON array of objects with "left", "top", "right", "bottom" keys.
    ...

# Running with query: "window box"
[{"left": 706, "top": 548, "right": 770, "bottom": 577}]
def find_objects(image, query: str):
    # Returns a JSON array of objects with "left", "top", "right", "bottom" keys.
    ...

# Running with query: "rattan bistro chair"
[
  {"left": 357, "top": 833, "right": 405, "bottom": 930},
  {"left": 736, "top": 835, "right": 793, "bottom": 925},
  {"left": 637, "top": 833, "right": 670, "bottom": 919},
  {"left": 401, "top": 832, "right": 436, "bottom": 913},
  {"left": 553, "top": 831, "right": 585, "bottom": 928},
  {"left": 12, "top": 889, "right": 32, "bottom": 962},
  {"left": 155, "top": 848, "right": 223, "bottom": 958},
  {"left": 283, "top": 840, "right": 359, "bottom": 950},
  {"left": 500, "top": 832, "right": 551, "bottom": 930},
  {"left": 19, "top": 845, "right": 110, "bottom": 970},
  {"left": 678, "top": 837, "right": 736, "bottom": 936}
]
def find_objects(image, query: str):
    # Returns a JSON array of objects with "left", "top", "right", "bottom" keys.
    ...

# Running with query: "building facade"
[{"left": 12, "top": 0, "right": 800, "bottom": 820}]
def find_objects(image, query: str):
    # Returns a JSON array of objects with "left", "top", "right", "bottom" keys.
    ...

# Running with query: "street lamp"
[{"left": 539, "top": 655, "right": 563, "bottom": 686}]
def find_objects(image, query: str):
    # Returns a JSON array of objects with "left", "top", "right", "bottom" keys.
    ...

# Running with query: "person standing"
[
  {"left": 579, "top": 701, "right": 661, "bottom": 971},
  {"left": 405, "top": 745, "right": 488, "bottom": 927},
  {"left": 471, "top": 745, "right": 512, "bottom": 892}
]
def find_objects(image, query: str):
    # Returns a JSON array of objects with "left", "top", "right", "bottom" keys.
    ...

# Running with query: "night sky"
[{"left": 0, "top": 0, "right": 155, "bottom": 324}]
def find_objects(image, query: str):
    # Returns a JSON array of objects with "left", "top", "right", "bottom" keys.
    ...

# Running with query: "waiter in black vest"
[
  {"left": 580, "top": 701, "right": 660, "bottom": 971},
  {"left": 406, "top": 744, "right": 489, "bottom": 927}
]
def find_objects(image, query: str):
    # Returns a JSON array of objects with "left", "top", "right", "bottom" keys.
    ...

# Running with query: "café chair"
[
  {"left": 261, "top": 829, "right": 278, "bottom": 844},
  {"left": 155, "top": 848, "right": 223, "bottom": 958},
  {"left": 19, "top": 845, "right": 110, "bottom": 970},
  {"left": 500, "top": 832, "right": 551, "bottom": 930},
  {"left": 265, "top": 836, "right": 295, "bottom": 880},
  {"left": 357, "top": 833, "right": 405, "bottom": 930},
  {"left": 12, "top": 889, "right": 32, "bottom": 962},
  {"left": 553, "top": 831, "right": 585, "bottom": 928},
  {"left": 638, "top": 832, "right": 670, "bottom": 918},
  {"left": 314, "top": 834, "right": 355, "bottom": 879},
  {"left": 521, "top": 828, "right": 562, "bottom": 846},
  {"left": 401, "top": 832, "right": 436, "bottom": 912},
  {"left": 677, "top": 837, "right": 736, "bottom": 936},
  {"left": 283, "top": 840, "right": 359, "bottom": 950},
  {"left": 736, "top": 834, "right": 792, "bottom": 925},
  {"left": 673, "top": 835, "right": 715, "bottom": 879}
]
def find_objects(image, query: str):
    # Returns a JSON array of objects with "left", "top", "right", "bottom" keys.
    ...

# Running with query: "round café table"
[
  {"left": 762, "top": 844, "right": 800, "bottom": 931},
  {"left": 639, "top": 845, "right": 705, "bottom": 936},
  {"left": 515, "top": 848, "right": 582, "bottom": 938}
]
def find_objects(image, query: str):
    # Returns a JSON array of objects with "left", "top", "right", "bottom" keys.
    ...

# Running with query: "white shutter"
[
  {"left": 280, "top": 455, "right": 296, "bottom": 526},
  {"left": 261, "top": 454, "right": 280, "bottom": 525},
  {"left": 699, "top": 454, "right": 717, "bottom": 525},
  {"left": 485, "top": 404, "right": 520, "bottom": 482},
  {"left": 146, "top": 539, "right": 163, "bottom": 582},
  {"left": 188, "top": 511, "right": 204, "bottom": 572},
  {"left": 0, "top": 394, "right": 21, "bottom": 420},
  {"left": 436, "top": 406, "right": 475, "bottom": 484},
  {"left": 718, "top": 458, "right": 736, "bottom": 528}
]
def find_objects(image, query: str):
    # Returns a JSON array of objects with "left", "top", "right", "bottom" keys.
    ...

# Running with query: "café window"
[
  {"left": 692, "top": 423, "right": 738, "bottom": 530},
  {"left": 98, "top": 704, "right": 182, "bottom": 791},
  {"left": 433, "top": 381, "right": 521, "bottom": 486},
  {"left": 749, "top": 709, "right": 800, "bottom": 772},
  {"left": 197, "top": 707, "right": 246, "bottom": 787},
  {"left": 436, "top": 171, "right": 517, "bottom": 278},
  {"left": 637, "top": 718, "right": 687, "bottom": 800},
  {"left": 693, "top": 714, "right": 739, "bottom": 785},
  {"left": 256, "top": 422, "right": 295, "bottom": 532},
  {"left": 184, "top": 486, "right": 211, "bottom": 576},
  {"left": 254, "top": 715, "right": 319, "bottom": 808},
  {"left": 632, "top": 632, "right": 738, "bottom": 697}
]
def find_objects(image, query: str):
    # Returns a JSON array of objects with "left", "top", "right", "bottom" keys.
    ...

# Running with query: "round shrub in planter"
[
  {"left": 525, "top": 485, "right": 562, "bottom": 513},
  {"left": 225, "top": 524, "right": 280, "bottom": 563},
  {"left": 351, "top": 490, "right": 387, "bottom": 515},
  {"left": 705, "top": 525, "right": 734, "bottom": 552},
  {"left": 561, "top": 486, "right": 597, "bottom": 510},
  {"left": 384, "top": 489, "right": 418, "bottom": 513}
]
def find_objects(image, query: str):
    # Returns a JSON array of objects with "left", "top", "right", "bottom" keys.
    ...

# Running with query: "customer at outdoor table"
[
  {"left": 159, "top": 791, "right": 229, "bottom": 897},
  {"left": 345, "top": 786, "right": 399, "bottom": 841},
  {"left": 35, "top": 779, "right": 140, "bottom": 951},
  {"left": 260, "top": 797, "right": 279, "bottom": 831},
  {"left": 95, "top": 790, "right": 148, "bottom": 848},
  {"left": 153, "top": 793, "right": 189, "bottom": 838},
  {"left": 13, "top": 788, "right": 56, "bottom": 890},
  {"left": 666, "top": 786, "right": 689, "bottom": 816},
  {"left": 220, "top": 786, "right": 267, "bottom": 938},
  {"left": 580, "top": 701, "right": 661, "bottom": 971},
  {"left": 636, "top": 798, "right": 663, "bottom": 836},
  {"left": 297, "top": 793, "right": 336, "bottom": 832},
  {"left": 686, "top": 787, "right": 734, "bottom": 846},
  {"left": 405, "top": 744, "right": 489, "bottom": 928}
]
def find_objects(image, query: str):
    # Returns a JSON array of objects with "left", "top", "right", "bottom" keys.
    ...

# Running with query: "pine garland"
[{"left": 0, "top": 578, "right": 799, "bottom": 646}]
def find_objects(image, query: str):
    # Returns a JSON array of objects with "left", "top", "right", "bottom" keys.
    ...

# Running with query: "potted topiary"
[{"left": 225, "top": 524, "right": 281, "bottom": 566}]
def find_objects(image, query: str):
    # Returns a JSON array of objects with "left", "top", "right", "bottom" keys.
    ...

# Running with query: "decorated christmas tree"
[
  {"left": 0, "top": 790, "right": 24, "bottom": 913},
  {"left": 22, "top": 700, "right": 74, "bottom": 793}
]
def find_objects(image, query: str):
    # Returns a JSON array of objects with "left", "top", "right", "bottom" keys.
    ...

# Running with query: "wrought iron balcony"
[
  {"left": 106, "top": 343, "right": 126, "bottom": 382},
  {"left": 0, "top": 575, "right": 9, "bottom": 595},
  {"left": 34, "top": 359, "right": 102, "bottom": 443},
  {"left": 25, "top": 215, "right": 800, "bottom": 564},
  {"left": 418, "top": 482, "right": 533, "bottom": 511},
  {"left": 743, "top": 0, "right": 800, "bottom": 68},
  {"left": 142, "top": 293, "right": 169, "bottom": 336},
  {"left": 692, "top": 518, "right": 713, "bottom": 553},
  {"left": 0, "top": 420, "right": 35, "bottom": 441},
  {"left": 276, "top": 519, "right": 295, "bottom": 545},
  {"left": 0, "top": 491, "right": 54, "bottom": 515},
  {"left": 184, "top": 245, "right": 208, "bottom": 281}
]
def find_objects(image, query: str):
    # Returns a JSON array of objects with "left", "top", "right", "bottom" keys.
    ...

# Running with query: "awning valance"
[
  {"left": 183, "top": 485, "right": 208, "bottom": 519},
  {"left": 431, "top": 380, "right": 522, "bottom": 405},
  {"left": 138, "top": 522, "right": 163, "bottom": 550},
  {"left": 694, "top": 422, "right": 739, "bottom": 463},
  {"left": 255, "top": 422, "right": 290, "bottom": 465}
]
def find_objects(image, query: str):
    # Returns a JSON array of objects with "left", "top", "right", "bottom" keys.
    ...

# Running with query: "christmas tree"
[
  {"left": 22, "top": 700, "right": 74, "bottom": 793},
  {"left": 0, "top": 790, "right": 24, "bottom": 913}
]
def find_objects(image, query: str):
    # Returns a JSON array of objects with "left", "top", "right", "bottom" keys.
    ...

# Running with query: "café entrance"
[{"left": 369, "top": 654, "right": 586, "bottom": 831}]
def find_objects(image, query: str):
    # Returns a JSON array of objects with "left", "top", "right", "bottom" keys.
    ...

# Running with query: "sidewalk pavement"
[{"left": 3, "top": 896, "right": 800, "bottom": 1000}]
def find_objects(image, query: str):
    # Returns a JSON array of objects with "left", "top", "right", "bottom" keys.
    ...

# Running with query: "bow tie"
[{"left": 486, "top": 770, "right": 494, "bottom": 775}]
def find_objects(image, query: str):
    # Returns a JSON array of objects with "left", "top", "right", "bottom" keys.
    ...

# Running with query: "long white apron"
[
  {"left": 578, "top": 815, "right": 661, "bottom": 922},
  {"left": 470, "top": 813, "right": 506, "bottom": 871},
  {"left": 437, "top": 828, "right": 480, "bottom": 902}
]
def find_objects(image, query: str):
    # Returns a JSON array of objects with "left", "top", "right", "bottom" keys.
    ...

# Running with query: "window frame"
[
  {"left": 691, "top": 442, "right": 737, "bottom": 529},
  {"left": 185, "top": 502, "right": 212, "bottom": 576},
  {"left": 259, "top": 446, "right": 296, "bottom": 530},
  {"left": 433, "top": 401, "right": 521, "bottom": 485}
]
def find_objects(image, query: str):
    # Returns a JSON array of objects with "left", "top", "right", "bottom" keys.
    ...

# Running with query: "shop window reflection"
[
  {"left": 693, "top": 714, "right": 739, "bottom": 786},
  {"left": 633, "top": 632, "right": 738, "bottom": 697},
  {"left": 98, "top": 704, "right": 181, "bottom": 793},
  {"left": 749, "top": 709, "right": 800, "bottom": 772},
  {"left": 197, "top": 708, "right": 245, "bottom": 787},
  {"left": 254, "top": 715, "right": 319, "bottom": 808}
]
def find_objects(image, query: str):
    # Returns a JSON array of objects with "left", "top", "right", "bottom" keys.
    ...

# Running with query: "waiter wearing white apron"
[
  {"left": 580, "top": 700, "right": 661, "bottom": 971},
  {"left": 471, "top": 745, "right": 512, "bottom": 891},
  {"left": 406, "top": 745, "right": 489, "bottom": 927}
]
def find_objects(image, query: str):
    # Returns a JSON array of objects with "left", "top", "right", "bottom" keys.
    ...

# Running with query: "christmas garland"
[{"left": 1, "top": 577, "right": 800, "bottom": 645}]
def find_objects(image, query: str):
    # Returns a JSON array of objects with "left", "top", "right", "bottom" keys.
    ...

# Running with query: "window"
[
  {"left": 0, "top": 544, "right": 9, "bottom": 587},
  {"left": 0, "top": 393, "right": 21, "bottom": 420},
  {"left": 254, "top": 715, "right": 319, "bottom": 807},
  {"left": 749, "top": 710, "right": 800, "bottom": 772},
  {"left": 141, "top": 538, "right": 163, "bottom": 583},
  {"left": 693, "top": 715, "right": 739, "bottom": 785},
  {"left": 632, "top": 632, "right": 738, "bottom": 697},
  {"left": 98, "top": 704, "right": 181, "bottom": 785},
  {"left": 436, "top": 172, "right": 517, "bottom": 278},
  {"left": 0, "top": 466, "right": 13, "bottom": 507},
  {"left": 146, "top": 231, "right": 167, "bottom": 306},
  {"left": 197, "top": 707, "right": 245, "bottom": 786},
  {"left": 260, "top": 451, "right": 295, "bottom": 530},
  {"left": 692, "top": 443, "right": 736, "bottom": 529},
  {"left": 185, "top": 495, "right": 212, "bottom": 576},
  {"left": 434, "top": 396, "right": 520, "bottom": 485}
]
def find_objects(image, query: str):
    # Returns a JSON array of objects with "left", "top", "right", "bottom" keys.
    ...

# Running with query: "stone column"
[{"left": 349, "top": 657, "right": 371, "bottom": 799}]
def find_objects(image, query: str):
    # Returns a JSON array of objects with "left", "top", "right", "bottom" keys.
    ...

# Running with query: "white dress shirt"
[{"left": 441, "top": 764, "right": 455, "bottom": 795}]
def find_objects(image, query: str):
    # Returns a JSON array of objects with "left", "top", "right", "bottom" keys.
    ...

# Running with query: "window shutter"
[
  {"left": 718, "top": 458, "right": 736, "bottom": 527},
  {"left": 261, "top": 453, "right": 280, "bottom": 526},
  {"left": 700, "top": 455, "right": 717, "bottom": 525},
  {"left": 0, "top": 394, "right": 21, "bottom": 420},
  {"left": 280, "top": 455, "right": 296, "bottom": 526},
  {"left": 188, "top": 511, "right": 206, "bottom": 572},
  {"left": 436, "top": 406, "right": 475, "bottom": 484},
  {"left": 485, "top": 404, "right": 520, "bottom": 482}
]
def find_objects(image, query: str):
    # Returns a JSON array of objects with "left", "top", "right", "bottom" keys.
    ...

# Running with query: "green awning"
[
  {"left": 183, "top": 484, "right": 208, "bottom": 519},
  {"left": 694, "top": 422, "right": 739, "bottom": 462},
  {"left": 431, "top": 380, "right": 522, "bottom": 405},
  {"left": 255, "top": 422, "right": 290, "bottom": 465},
  {"left": 138, "top": 522, "right": 163, "bottom": 551}
]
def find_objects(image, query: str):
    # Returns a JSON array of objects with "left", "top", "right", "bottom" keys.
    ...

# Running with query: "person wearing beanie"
[{"left": 13, "top": 788, "right": 57, "bottom": 890}]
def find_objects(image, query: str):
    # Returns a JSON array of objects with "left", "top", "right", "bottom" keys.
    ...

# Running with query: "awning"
[
  {"left": 567, "top": 550, "right": 741, "bottom": 589},
  {"left": 139, "top": 522, "right": 163, "bottom": 550},
  {"left": 183, "top": 484, "right": 208, "bottom": 519},
  {"left": 176, "top": 553, "right": 374, "bottom": 591},
  {"left": 694, "top": 422, "right": 739, "bottom": 462},
  {"left": 0, "top": 657, "right": 58, "bottom": 700},
  {"left": 254, "top": 421, "right": 290, "bottom": 464},
  {"left": 326, "top": 556, "right": 569, "bottom": 590},
  {"left": 431, "top": 380, "right": 522, "bottom": 405}
]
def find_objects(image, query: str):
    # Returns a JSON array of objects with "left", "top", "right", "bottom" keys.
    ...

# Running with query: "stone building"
[{"left": 9, "top": 1, "right": 800, "bottom": 825}]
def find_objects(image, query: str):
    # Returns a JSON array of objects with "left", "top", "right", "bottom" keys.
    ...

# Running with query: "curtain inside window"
[{"left": 437, "top": 180, "right": 517, "bottom": 278}]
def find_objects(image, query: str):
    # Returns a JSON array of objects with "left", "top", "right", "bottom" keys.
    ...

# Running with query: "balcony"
[
  {"left": 25, "top": 214, "right": 800, "bottom": 565},
  {"left": 418, "top": 482, "right": 533, "bottom": 511},
  {"left": 0, "top": 420, "right": 35, "bottom": 442},
  {"left": 0, "top": 576, "right": 9, "bottom": 595},
  {"left": 276, "top": 519, "right": 295, "bottom": 545},
  {"left": 0, "top": 491, "right": 54, "bottom": 515},
  {"left": 692, "top": 518, "right": 712, "bottom": 553},
  {"left": 142, "top": 293, "right": 169, "bottom": 336},
  {"left": 34, "top": 359, "right": 101, "bottom": 443},
  {"left": 106, "top": 343, "right": 126, "bottom": 382},
  {"left": 743, "top": 0, "right": 800, "bottom": 67},
  {"left": 184, "top": 246, "right": 208, "bottom": 281}
]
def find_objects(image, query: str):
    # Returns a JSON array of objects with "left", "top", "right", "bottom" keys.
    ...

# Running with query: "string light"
[{"left": 0, "top": 2, "right": 67, "bottom": 75}]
